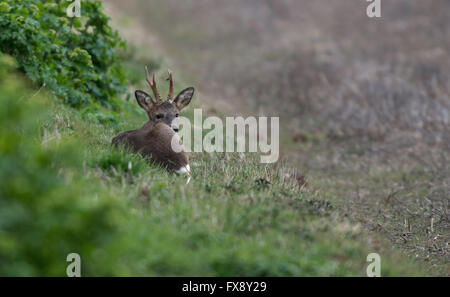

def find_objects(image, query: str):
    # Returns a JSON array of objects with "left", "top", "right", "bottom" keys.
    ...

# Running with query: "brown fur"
[
  {"left": 112, "top": 69, "right": 194, "bottom": 172},
  {"left": 112, "top": 122, "right": 188, "bottom": 171}
]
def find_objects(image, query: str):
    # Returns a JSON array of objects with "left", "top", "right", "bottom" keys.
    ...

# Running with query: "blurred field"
[
  {"left": 1, "top": 0, "right": 447, "bottom": 276},
  {"left": 107, "top": 0, "right": 449, "bottom": 274},
  {"left": 2, "top": 51, "right": 426, "bottom": 276}
]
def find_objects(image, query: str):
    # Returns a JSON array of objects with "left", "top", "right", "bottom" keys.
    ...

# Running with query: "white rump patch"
[
  {"left": 176, "top": 164, "right": 191, "bottom": 184},
  {"left": 176, "top": 164, "right": 190, "bottom": 175}
]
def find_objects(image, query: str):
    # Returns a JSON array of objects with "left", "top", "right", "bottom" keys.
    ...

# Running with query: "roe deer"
[{"left": 112, "top": 67, "right": 194, "bottom": 175}]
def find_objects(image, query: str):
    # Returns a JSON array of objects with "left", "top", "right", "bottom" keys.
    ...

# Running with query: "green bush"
[
  {"left": 0, "top": 53, "right": 124, "bottom": 276},
  {"left": 0, "top": 0, "right": 126, "bottom": 107}
]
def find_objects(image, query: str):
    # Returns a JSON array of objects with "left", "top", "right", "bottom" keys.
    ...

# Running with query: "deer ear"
[
  {"left": 135, "top": 90, "right": 154, "bottom": 112},
  {"left": 174, "top": 87, "right": 194, "bottom": 110}
]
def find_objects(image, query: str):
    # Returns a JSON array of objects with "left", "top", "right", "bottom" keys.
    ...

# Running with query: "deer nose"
[{"left": 173, "top": 128, "right": 179, "bottom": 132}]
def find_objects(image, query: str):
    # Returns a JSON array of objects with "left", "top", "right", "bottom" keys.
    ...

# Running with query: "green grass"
[{"left": 0, "top": 53, "right": 428, "bottom": 276}]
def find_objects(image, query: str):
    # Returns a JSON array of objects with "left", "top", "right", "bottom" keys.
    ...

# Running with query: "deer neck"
[{"left": 140, "top": 121, "right": 156, "bottom": 132}]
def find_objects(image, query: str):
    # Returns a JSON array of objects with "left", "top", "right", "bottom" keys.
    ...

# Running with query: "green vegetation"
[
  {"left": 0, "top": 0, "right": 125, "bottom": 107},
  {"left": 0, "top": 53, "right": 425, "bottom": 276},
  {"left": 0, "top": 1, "right": 429, "bottom": 276}
]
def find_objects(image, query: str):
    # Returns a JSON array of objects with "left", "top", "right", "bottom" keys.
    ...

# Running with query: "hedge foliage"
[
  {"left": 0, "top": 53, "right": 123, "bottom": 276},
  {"left": 0, "top": 0, "right": 126, "bottom": 107}
]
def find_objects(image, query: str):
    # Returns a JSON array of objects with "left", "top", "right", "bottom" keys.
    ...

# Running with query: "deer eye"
[{"left": 156, "top": 114, "right": 164, "bottom": 119}]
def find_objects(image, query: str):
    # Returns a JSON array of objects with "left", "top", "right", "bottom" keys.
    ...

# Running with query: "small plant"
[
  {"left": 93, "top": 147, "right": 150, "bottom": 177},
  {"left": 0, "top": 0, "right": 126, "bottom": 107}
]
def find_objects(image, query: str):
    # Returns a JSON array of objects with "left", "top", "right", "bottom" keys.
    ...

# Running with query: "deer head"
[{"left": 135, "top": 66, "right": 195, "bottom": 132}]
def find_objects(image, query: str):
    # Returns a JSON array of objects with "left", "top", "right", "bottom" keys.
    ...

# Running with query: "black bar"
[{"left": 0, "top": 277, "right": 445, "bottom": 296}]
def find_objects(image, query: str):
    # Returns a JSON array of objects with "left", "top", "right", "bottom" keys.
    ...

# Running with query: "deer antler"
[
  {"left": 167, "top": 69, "right": 174, "bottom": 100},
  {"left": 145, "top": 66, "right": 162, "bottom": 102}
]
